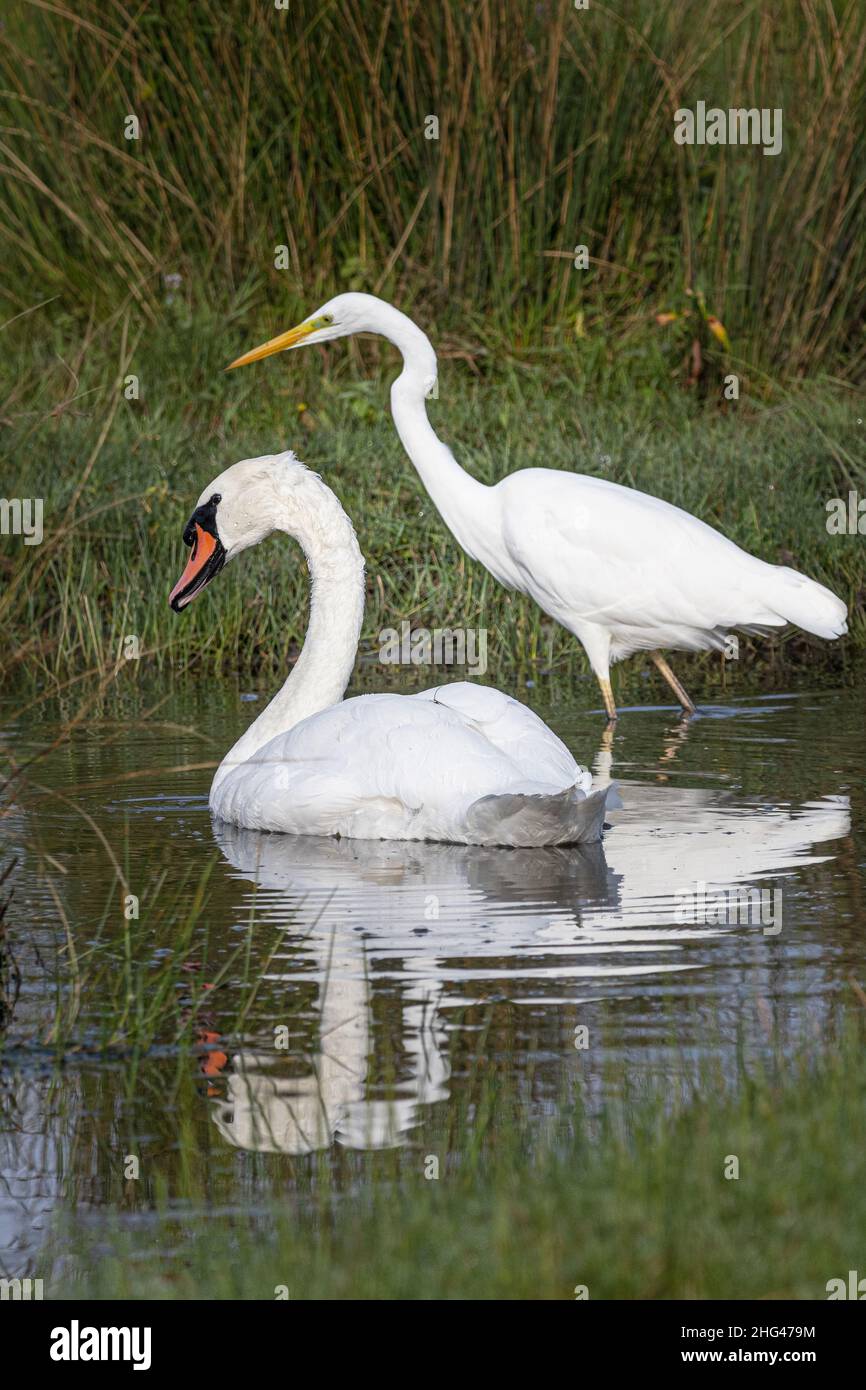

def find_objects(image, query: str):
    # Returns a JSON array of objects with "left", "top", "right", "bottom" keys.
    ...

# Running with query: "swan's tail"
[
  {"left": 765, "top": 566, "right": 847, "bottom": 640},
  {"left": 464, "top": 784, "right": 618, "bottom": 848}
]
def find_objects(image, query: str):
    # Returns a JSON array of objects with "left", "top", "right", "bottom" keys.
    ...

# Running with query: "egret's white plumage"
[
  {"left": 228, "top": 293, "right": 848, "bottom": 718},
  {"left": 169, "top": 452, "right": 612, "bottom": 846}
]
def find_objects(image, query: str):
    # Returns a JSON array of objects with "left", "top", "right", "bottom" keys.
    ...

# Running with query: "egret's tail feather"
[
  {"left": 464, "top": 784, "right": 616, "bottom": 848},
  {"left": 768, "top": 566, "right": 848, "bottom": 639}
]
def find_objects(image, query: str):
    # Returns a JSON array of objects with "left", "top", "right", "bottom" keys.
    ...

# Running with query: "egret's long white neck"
[
  {"left": 212, "top": 477, "right": 365, "bottom": 791},
  {"left": 377, "top": 306, "right": 497, "bottom": 564}
]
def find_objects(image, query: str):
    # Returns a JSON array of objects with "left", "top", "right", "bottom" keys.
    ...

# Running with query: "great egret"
[
  {"left": 169, "top": 451, "right": 613, "bottom": 845},
  {"left": 228, "top": 293, "right": 848, "bottom": 720}
]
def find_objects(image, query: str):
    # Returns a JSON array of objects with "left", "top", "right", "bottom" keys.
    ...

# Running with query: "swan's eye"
[{"left": 182, "top": 493, "right": 222, "bottom": 547}]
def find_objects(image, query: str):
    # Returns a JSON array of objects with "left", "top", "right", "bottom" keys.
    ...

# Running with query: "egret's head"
[
  {"left": 226, "top": 293, "right": 442, "bottom": 399},
  {"left": 169, "top": 453, "right": 303, "bottom": 611},
  {"left": 226, "top": 293, "right": 391, "bottom": 370}
]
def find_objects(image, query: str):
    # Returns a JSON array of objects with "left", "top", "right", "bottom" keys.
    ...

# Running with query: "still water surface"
[{"left": 1, "top": 683, "right": 863, "bottom": 1278}]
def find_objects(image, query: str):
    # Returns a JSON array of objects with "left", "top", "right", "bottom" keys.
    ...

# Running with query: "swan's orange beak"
[
  {"left": 226, "top": 319, "right": 317, "bottom": 370},
  {"left": 169, "top": 524, "right": 225, "bottom": 611}
]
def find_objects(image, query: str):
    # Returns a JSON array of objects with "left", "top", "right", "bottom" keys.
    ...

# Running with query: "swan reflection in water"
[{"left": 208, "top": 760, "right": 850, "bottom": 1156}]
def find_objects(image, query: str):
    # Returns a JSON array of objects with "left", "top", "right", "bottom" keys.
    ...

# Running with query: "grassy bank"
[
  {"left": 1, "top": 314, "right": 863, "bottom": 702},
  {"left": 50, "top": 1014, "right": 866, "bottom": 1300},
  {"left": 2, "top": 1, "right": 865, "bottom": 380},
  {"left": 2, "top": 1, "right": 864, "bottom": 702}
]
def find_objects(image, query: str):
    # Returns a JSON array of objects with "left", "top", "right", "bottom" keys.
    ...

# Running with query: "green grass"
[
  {"left": 1, "top": 313, "right": 863, "bottom": 703},
  {"left": 2, "top": 1, "right": 864, "bottom": 702},
  {"left": 49, "top": 1013, "right": 866, "bottom": 1300},
  {"left": 2, "top": 0, "right": 865, "bottom": 379}
]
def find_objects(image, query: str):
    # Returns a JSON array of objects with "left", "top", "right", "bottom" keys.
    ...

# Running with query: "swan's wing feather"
[
  {"left": 412, "top": 681, "right": 588, "bottom": 789},
  {"left": 465, "top": 784, "right": 611, "bottom": 847}
]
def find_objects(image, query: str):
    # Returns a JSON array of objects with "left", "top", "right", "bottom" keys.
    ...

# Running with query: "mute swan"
[
  {"left": 227, "top": 293, "right": 848, "bottom": 721},
  {"left": 169, "top": 452, "right": 613, "bottom": 845}
]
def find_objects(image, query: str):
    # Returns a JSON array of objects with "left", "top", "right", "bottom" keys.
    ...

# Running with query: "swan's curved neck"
[
  {"left": 380, "top": 308, "right": 495, "bottom": 561},
  {"left": 213, "top": 478, "right": 365, "bottom": 790}
]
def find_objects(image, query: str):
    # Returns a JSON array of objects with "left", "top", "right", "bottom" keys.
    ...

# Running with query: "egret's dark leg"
[{"left": 650, "top": 651, "right": 696, "bottom": 714}]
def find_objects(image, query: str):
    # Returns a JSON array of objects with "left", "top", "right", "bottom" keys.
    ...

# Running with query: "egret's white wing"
[{"left": 498, "top": 469, "right": 782, "bottom": 637}]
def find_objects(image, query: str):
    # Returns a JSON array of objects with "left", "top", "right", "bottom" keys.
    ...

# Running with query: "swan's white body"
[
  {"left": 170, "top": 453, "right": 611, "bottom": 846},
  {"left": 229, "top": 293, "right": 848, "bottom": 717},
  {"left": 212, "top": 680, "right": 599, "bottom": 843}
]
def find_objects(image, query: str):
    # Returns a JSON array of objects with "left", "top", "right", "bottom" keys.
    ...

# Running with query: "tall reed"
[{"left": 2, "top": 0, "right": 864, "bottom": 377}]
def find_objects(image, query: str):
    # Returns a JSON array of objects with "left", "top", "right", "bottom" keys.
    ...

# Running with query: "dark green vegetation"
[
  {"left": 2, "top": 1, "right": 864, "bottom": 379},
  {"left": 0, "top": 862, "right": 18, "bottom": 1031},
  {"left": 2, "top": 1, "right": 864, "bottom": 695},
  {"left": 51, "top": 1013, "right": 866, "bottom": 1300}
]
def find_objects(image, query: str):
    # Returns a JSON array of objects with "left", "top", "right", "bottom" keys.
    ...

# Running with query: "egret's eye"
[{"left": 314, "top": 313, "right": 334, "bottom": 328}]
